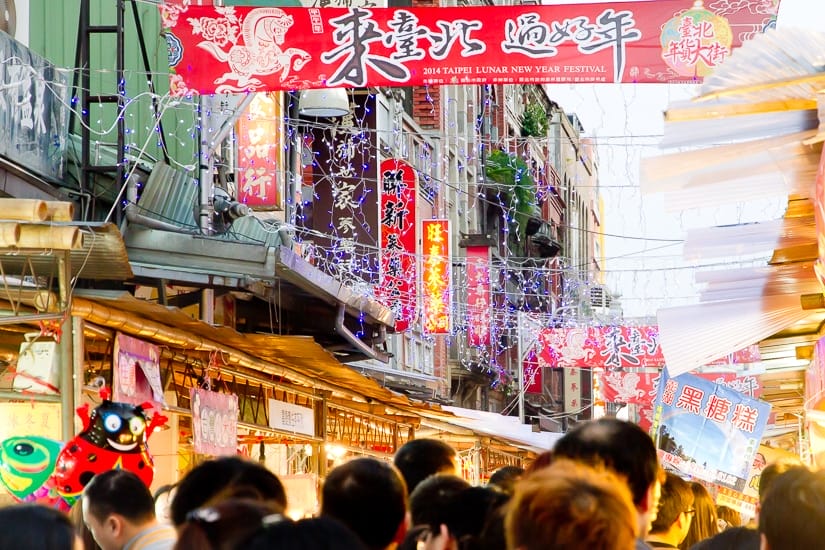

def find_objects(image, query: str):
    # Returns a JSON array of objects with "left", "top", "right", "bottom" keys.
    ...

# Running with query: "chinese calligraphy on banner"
[
  {"left": 191, "top": 388, "right": 239, "bottom": 456},
  {"left": 377, "top": 158, "right": 417, "bottom": 331},
  {"left": 236, "top": 92, "right": 282, "bottom": 208},
  {"left": 652, "top": 369, "right": 771, "bottom": 492},
  {"left": 465, "top": 245, "right": 491, "bottom": 347},
  {"left": 161, "top": 2, "right": 778, "bottom": 94},
  {"left": 422, "top": 219, "right": 450, "bottom": 335}
]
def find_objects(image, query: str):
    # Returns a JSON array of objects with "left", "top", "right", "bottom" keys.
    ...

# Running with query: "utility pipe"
[{"left": 335, "top": 303, "right": 391, "bottom": 363}]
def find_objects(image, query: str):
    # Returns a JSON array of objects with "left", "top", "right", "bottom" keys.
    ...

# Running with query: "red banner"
[
  {"left": 523, "top": 350, "right": 542, "bottom": 394},
  {"left": 537, "top": 326, "right": 761, "bottom": 370},
  {"left": 160, "top": 2, "right": 778, "bottom": 94},
  {"left": 600, "top": 369, "right": 763, "bottom": 404},
  {"left": 236, "top": 92, "right": 282, "bottom": 208},
  {"left": 466, "top": 245, "right": 491, "bottom": 348},
  {"left": 378, "top": 159, "right": 417, "bottom": 332},
  {"left": 422, "top": 219, "right": 450, "bottom": 335}
]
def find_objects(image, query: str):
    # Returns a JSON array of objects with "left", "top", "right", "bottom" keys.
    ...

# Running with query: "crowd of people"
[{"left": 0, "top": 417, "right": 822, "bottom": 550}]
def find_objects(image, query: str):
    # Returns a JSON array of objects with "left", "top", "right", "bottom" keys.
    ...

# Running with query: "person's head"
[
  {"left": 679, "top": 482, "right": 718, "bottom": 549},
  {"left": 170, "top": 456, "right": 287, "bottom": 527},
  {"left": 246, "top": 515, "right": 369, "bottom": 550},
  {"left": 524, "top": 450, "right": 553, "bottom": 475},
  {"left": 321, "top": 457, "right": 408, "bottom": 550},
  {"left": 505, "top": 459, "right": 638, "bottom": 550},
  {"left": 552, "top": 417, "right": 661, "bottom": 534},
  {"left": 0, "top": 504, "right": 80, "bottom": 550},
  {"left": 408, "top": 473, "right": 470, "bottom": 527},
  {"left": 648, "top": 472, "right": 693, "bottom": 545},
  {"left": 487, "top": 465, "right": 524, "bottom": 495},
  {"left": 425, "top": 486, "right": 509, "bottom": 550},
  {"left": 69, "top": 497, "right": 102, "bottom": 550},
  {"left": 82, "top": 469, "right": 156, "bottom": 550},
  {"left": 690, "top": 526, "right": 760, "bottom": 550},
  {"left": 758, "top": 466, "right": 825, "bottom": 550},
  {"left": 757, "top": 460, "right": 800, "bottom": 502},
  {"left": 715, "top": 505, "right": 741, "bottom": 530},
  {"left": 175, "top": 498, "right": 284, "bottom": 550},
  {"left": 152, "top": 483, "right": 176, "bottom": 525},
  {"left": 393, "top": 439, "right": 457, "bottom": 495}
]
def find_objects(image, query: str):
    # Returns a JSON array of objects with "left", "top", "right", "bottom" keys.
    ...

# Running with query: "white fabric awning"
[{"left": 439, "top": 406, "right": 563, "bottom": 452}]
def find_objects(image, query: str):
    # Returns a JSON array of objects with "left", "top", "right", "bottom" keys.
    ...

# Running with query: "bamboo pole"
[
  {"left": 0, "top": 199, "right": 48, "bottom": 221},
  {"left": 0, "top": 222, "right": 20, "bottom": 246},
  {"left": 44, "top": 201, "right": 75, "bottom": 222},
  {"left": 17, "top": 225, "right": 82, "bottom": 249}
]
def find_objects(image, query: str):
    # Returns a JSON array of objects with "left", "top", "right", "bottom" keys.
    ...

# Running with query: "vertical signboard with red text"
[
  {"left": 422, "top": 219, "right": 450, "bottom": 335},
  {"left": 466, "top": 245, "right": 491, "bottom": 347},
  {"left": 236, "top": 93, "right": 282, "bottom": 209},
  {"left": 378, "top": 158, "right": 417, "bottom": 331}
]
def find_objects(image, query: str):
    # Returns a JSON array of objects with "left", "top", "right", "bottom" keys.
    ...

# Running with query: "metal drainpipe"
[{"left": 335, "top": 303, "right": 391, "bottom": 363}]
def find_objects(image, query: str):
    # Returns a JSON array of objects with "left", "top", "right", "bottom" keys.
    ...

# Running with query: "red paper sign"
[
  {"left": 377, "top": 159, "right": 417, "bottom": 332},
  {"left": 236, "top": 92, "right": 282, "bottom": 208},
  {"left": 422, "top": 219, "right": 450, "bottom": 335},
  {"left": 523, "top": 350, "right": 542, "bottom": 394},
  {"left": 160, "top": 2, "right": 778, "bottom": 94},
  {"left": 466, "top": 245, "right": 491, "bottom": 348}
]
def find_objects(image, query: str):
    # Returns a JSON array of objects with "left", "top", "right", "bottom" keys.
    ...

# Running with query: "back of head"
[
  {"left": 170, "top": 456, "right": 287, "bottom": 526},
  {"left": 553, "top": 418, "right": 659, "bottom": 507},
  {"left": 174, "top": 498, "right": 283, "bottom": 550},
  {"left": 393, "top": 439, "right": 456, "bottom": 494},
  {"left": 247, "top": 516, "right": 368, "bottom": 550},
  {"left": 0, "top": 504, "right": 76, "bottom": 550},
  {"left": 757, "top": 460, "right": 800, "bottom": 502},
  {"left": 322, "top": 457, "right": 408, "bottom": 550},
  {"left": 83, "top": 469, "right": 155, "bottom": 524},
  {"left": 649, "top": 472, "right": 693, "bottom": 534},
  {"left": 758, "top": 466, "right": 825, "bottom": 550},
  {"left": 715, "top": 505, "right": 741, "bottom": 529},
  {"left": 429, "top": 486, "right": 509, "bottom": 549},
  {"left": 690, "top": 527, "right": 760, "bottom": 550},
  {"left": 505, "top": 459, "right": 638, "bottom": 550},
  {"left": 487, "top": 465, "right": 524, "bottom": 495},
  {"left": 408, "top": 474, "right": 470, "bottom": 527}
]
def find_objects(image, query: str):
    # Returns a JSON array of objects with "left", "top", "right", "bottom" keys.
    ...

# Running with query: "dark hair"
[
  {"left": 83, "top": 469, "right": 155, "bottom": 523},
  {"left": 758, "top": 460, "right": 799, "bottom": 501},
  {"left": 170, "top": 456, "right": 287, "bottom": 526},
  {"left": 0, "top": 504, "right": 76, "bottom": 550},
  {"left": 393, "top": 439, "right": 456, "bottom": 494},
  {"left": 649, "top": 472, "right": 693, "bottom": 534},
  {"left": 152, "top": 483, "right": 176, "bottom": 502},
  {"left": 553, "top": 418, "right": 659, "bottom": 506},
  {"left": 487, "top": 466, "right": 524, "bottom": 495},
  {"left": 175, "top": 498, "right": 284, "bottom": 550},
  {"left": 759, "top": 466, "right": 825, "bottom": 549},
  {"left": 409, "top": 474, "right": 470, "bottom": 526},
  {"left": 321, "top": 457, "right": 408, "bottom": 550},
  {"left": 715, "top": 505, "right": 741, "bottom": 529},
  {"left": 690, "top": 527, "right": 760, "bottom": 550},
  {"left": 524, "top": 450, "right": 553, "bottom": 475},
  {"left": 247, "top": 515, "right": 368, "bottom": 550},
  {"left": 433, "top": 486, "right": 509, "bottom": 550},
  {"left": 69, "top": 497, "right": 102, "bottom": 550}
]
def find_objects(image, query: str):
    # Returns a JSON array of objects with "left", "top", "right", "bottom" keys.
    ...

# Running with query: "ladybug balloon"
[{"left": 50, "top": 395, "right": 166, "bottom": 503}]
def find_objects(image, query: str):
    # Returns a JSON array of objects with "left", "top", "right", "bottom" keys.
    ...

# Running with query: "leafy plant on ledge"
[
  {"left": 485, "top": 149, "right": 541, "bottom": 255},
  {"left": 520, "top": 101, "right": 548, "bottom": 138}
]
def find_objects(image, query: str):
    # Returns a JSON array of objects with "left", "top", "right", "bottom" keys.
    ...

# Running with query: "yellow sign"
[{"left": 0, "top": 402, "right": 61, "bottom": 441}]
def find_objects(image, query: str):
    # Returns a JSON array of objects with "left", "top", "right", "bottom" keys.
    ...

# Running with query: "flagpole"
[{"left": 517, "top": 312, "right": 525, "bottom": 424}]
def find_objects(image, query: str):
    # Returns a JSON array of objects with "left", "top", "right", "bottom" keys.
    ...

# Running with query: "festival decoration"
[
  {"left": 49, "top": 391, "right": 167, "bottom": 503},
  {"left": 0, "top": 436, "right": 62, "bottom": 501}
]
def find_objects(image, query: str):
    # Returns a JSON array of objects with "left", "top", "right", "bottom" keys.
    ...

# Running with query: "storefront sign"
[
  {"left": 191, "top": 388, "right": 239, "bottom": 456},
  {"left": 466, "top": 245, "right": 491, "bottom": 348},
  {"left": 0, "top": 402, "right": 61, "bottom": 441},
  {"left": 268, "top": 399, "right": 315, "bottom": 437},
  {"left": 236, "top": 92, "right": 283, "bottom": 209},
  {"left": 113, "top": 333, "right": 165, "bottom": 411},
  {"left": 377, "top": 158, "right": 417, "bottom": 331},
  {"left": 0, "top": 32, "right": 69, "bottom": 180},
  {"left": 161, "top": 2, "right": 778, "bottom": 94},
  {"left": 422, "top": 219, "right": 450, "bottom": 335},
  {"left": 652, "top": 369, "right": 771, "bottom": 492}
]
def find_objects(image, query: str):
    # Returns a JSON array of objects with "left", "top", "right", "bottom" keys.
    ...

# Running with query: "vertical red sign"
[
  {"left": 422, "top": 219, "right": 450, "bottom": 335},
  {"left": 236, "top": 93, "right": 281, "bottom": 208},
  {"left": 378, "top": 159, "right": 417, "bottom": 332},
  {"left": 466, "top": 245, "right": 491, "bottom": 347}
]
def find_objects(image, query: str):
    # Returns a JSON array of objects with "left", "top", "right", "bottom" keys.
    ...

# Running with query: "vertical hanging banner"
[
  {"left": 651, "top": 369, "right": 771, "bottom": 492},
  {"left": 160, "top": 2, "right": 779, "bottom": 94},
  {"left": 236, "top": 92, "right": 283, "bottom": 209},
  {"left": 466, "top": 245, "right": 491, "bottom": 347},
  {"left": 377, "top": 158, "right": 417, "bottom": 331},
  {"left": 113, "top": 333, "right": 166, "bottom": 412},
  {"left": 191, "top": 388, "right": 239, "bottom": 456},
  {"left": 422, "top": 219, "right": 451, "bottom": 335}
]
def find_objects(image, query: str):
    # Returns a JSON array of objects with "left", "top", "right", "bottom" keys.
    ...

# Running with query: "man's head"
[
  {"left": 487, "top": 465, "right": 524, "bottom": 495},
  {"left": 505, "top": 459, "right": 638, "bottom": 550},
  {"left": 82, "top": 469, "right": 156, "bottom": 550},
  {"left": 648, "top": 472, "right": 694, "bottom": 546},
  {"left": 408, "top": 473, "right": 470, "bottom": 527},
  {"left": 321, "top": 457, "right": 409, "bottom": 550},
  {"left": 759, "top": 466, "right": 825, "bottom": 549},
  {"left": 393, "top": 439, "right": 457, "bottom": 495},
  {"left": 552, "top": 418, "right": 662, "bottom": 535}
]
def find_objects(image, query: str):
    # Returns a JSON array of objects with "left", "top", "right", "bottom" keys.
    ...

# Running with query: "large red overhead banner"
[{"left": 160, "top": 2, "right": 779, "bottom": 94}]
